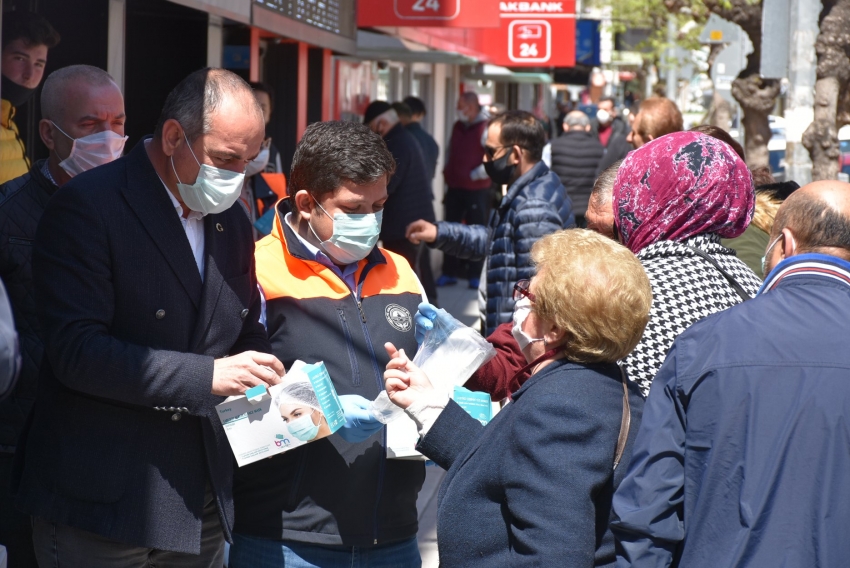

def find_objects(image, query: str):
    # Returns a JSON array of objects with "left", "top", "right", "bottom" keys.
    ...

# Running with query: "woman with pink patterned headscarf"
[{"left": 613, "top": 131, "right": 762, "bottom": 395}]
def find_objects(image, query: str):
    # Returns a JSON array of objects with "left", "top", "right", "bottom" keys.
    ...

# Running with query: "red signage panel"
[
  {"left": 357, "top": 0, "right": 500, "bottom": 28},
  {"left": 476, "top": 1, "right": 576, "bottom": 67}
]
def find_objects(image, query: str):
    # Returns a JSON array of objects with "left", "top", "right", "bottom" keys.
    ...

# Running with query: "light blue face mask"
[
  {"left": 172, "top": 129, "right": 245, "bottom": 215},
  {"left": 309, "top": 200, "right": 383, "bottom": 265},
  {"left": 287, "top": 410, "right": 320, "bottom": 442}
]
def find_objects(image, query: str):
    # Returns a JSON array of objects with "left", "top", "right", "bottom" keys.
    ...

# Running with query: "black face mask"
[
  {"left": 1, "top": 74, "right": 37, "bottom": 107},
  {"left": 484, "top": 147, "right": 516, "bottom": 185}
]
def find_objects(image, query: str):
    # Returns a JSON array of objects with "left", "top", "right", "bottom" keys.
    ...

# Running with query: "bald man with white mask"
[{"left": 0, "top": 65, "right": 126, "bottom": 567}]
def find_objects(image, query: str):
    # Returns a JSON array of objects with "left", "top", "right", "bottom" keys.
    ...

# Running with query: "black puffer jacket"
[
  {"left": 549, "top": 130, "right": 605, "bottom": 216},
  {"left": 432, "top": 161, "right": 574, "bottom": 336},
  {"left": 0, "top": 160, "right": 57, "bottom": 451}
]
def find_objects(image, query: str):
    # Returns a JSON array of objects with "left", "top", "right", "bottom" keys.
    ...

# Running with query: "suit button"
[
  {"left": 155, "top": 309, "right": 166, "bottom": 319},
  {"left": 240, "top": 309, "right": 249, "bottom": 319},
  {"left": 171, "top": 412, "right": 182, "bottom": 421}
]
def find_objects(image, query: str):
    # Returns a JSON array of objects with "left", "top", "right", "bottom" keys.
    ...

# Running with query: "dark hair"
[
  {"left": 690, "top": 124, "right": 745, "bottom": 161},
  {"left": 288, "top": 121, "right": 397, "bottom": 210},
  {"left": 490, "top": 110, "right": 545, "bottom": 162},
  {"left": 598, "top": 96, "right": 616, "bottom": 107},
  {"left": 391, "top": 101, "right": 412, "bottom": 120},
  {"left": 249, "top": 81, "right": 275, "bottom": 112},
  {"left": 403, "top": 96, "right": 426, "bottom": 116},
  {"left": 773, "top": 193, "right": 850, "bottom": 259},
  {"left": 2, "top": 12, "right": 60, "bottom": 50},
  {"left": 154, "top": 68, "right": 262, "bottom": 142}
]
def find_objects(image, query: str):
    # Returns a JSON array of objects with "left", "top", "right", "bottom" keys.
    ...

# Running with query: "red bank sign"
[
  {"left": 478, "top": 1, "right": 576, "bottom": 67},
  {"left": 358, "top": 0, "right": 500, "bottom": 28}
]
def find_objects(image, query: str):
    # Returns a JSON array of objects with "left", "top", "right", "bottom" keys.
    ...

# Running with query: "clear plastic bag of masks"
[{"left": 371, "top": 309, "right": 496, "bottom": 424}]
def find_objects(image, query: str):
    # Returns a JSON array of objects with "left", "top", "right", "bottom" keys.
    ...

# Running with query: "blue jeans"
[{"left": 228, "top": 534, "right": 421, "bottom": 568}]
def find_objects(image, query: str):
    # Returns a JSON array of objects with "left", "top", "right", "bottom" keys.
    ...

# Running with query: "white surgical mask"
[
  {"left": 511, "top": 298, "right": 544, "bottom": 352},
  {"left": 456, "top": 109, "right": 470, "bottom": 123},
  {"left": 245, "top": 146, "right": 270, "bottom": 177},
  {"left": 308, "top": 200, "right": 383, "bottom": 265},
  {"left": 52, "top": 121, "right": 127, "bottom": 177},
  {"left": 761, "top": 234, "right": 783, "bottom": 277},
  {"left": 172, "top": 129, "right": 245, "bottom": 215},
  {"left": 596, "top": 109, "right": 612, "bottom": 125}
]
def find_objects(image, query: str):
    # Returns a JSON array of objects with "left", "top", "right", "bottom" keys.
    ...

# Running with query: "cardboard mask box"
[{"left": 216, "top": 360, "right": 345, "bottom": 467}]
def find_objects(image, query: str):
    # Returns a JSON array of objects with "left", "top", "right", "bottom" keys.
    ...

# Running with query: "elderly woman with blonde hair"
[{"left": 383, "top": 229, "right": 651, "bottom": 567}]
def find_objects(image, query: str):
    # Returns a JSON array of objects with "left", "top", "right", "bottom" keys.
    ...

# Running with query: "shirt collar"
[
  {"left": 40, "top": 160, "right": 58, "bottom": 187},
  {"left": 284, "top": 212, "right": 359, "bottom": 272},
  {"left": 162, "top": 179, "right": 204, "bottom": 222}
]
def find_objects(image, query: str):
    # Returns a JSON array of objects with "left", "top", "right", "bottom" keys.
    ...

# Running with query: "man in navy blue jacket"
[
  {"left": 406, "top": 110, "right": 573, "bottom": 336},
  {"left": 611, "top": 180, "right": 850, "bottom": 567}
]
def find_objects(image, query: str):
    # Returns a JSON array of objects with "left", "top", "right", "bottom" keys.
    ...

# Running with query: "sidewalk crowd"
[{"left": 0, "top": 9, "right": 850, "bottom": 568}]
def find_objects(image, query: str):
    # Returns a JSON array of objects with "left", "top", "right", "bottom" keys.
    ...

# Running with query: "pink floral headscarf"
[{"left": 612, "top": 131, "right": 754, "bottom": 255}]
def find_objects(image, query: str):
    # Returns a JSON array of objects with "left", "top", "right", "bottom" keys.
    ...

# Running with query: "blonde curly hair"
[{"left": 529, "top": 229, "right": 652, "bottom": 364}]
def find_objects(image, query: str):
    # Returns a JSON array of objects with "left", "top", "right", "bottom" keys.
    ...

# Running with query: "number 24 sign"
[
  {"left": 357, "top": 0, "right": 500, "bottom": 29},
  {"left": 508, "top": 20, "right": 551, "bottom": 63},
  {"left": 395, "top": 0, "right": 460, "bottom": 19}
]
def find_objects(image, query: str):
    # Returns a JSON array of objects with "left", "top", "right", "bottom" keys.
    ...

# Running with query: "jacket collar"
[
  {"left": 501, "top": 161, "right": 550, "bottom": 208},
  {"left": 32, "top": 159, "right": 60, "bottom": 197},
  {"left": 121, "top": 137, "right": 205, "bottom": 307},
  {"left": 760, "top": 253, "right": 850, "bottom": 295},
  {"left": 510, "top": 359, "right": 618, "bottom": 401},
  {"left": 636, "top": 233, "right": 729, "bottom": 261}
]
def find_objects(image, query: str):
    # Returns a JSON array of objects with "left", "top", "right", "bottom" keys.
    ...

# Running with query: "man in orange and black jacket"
[{"left": 230, "top": 121, "right": 427, "bottom": 567}]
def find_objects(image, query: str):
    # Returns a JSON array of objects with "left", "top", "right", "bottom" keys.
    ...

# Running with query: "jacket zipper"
[
  {"left": 351, "top": 265, "right": 388, "bottom": 545},
  {"left": 336, "top": 308, "right": 361, "bottom": 386}
]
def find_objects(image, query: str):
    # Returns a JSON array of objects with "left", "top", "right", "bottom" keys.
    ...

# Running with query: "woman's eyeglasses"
[{"left": 513, "top": 279, "right": 536, "bottom": 302}]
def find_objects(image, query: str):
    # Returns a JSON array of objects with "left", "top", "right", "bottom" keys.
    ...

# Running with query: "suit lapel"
[
  {"left": 189, "top": 213, "right": 228, "bottom": 352},
  {"left": 121, "top": 140, "right": 203, "bottom": 308}
]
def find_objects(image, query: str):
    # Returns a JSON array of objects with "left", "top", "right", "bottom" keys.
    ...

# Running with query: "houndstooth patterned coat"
[{"left": 624, "top": 233, "right": 762, "bottom": 396}]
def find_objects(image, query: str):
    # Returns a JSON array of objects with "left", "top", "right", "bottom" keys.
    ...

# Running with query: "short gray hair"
[
  {"left": 591, "top": 159, "right": 622, "bottom": 208},
  {"left": 154, "top": 68, "right": 262, "bottom": 142},
  {"left": 41, "top": 65, "right": 117, "bottom": 121},
  {"left": 563, "top": 110, "right": 590, "bottom": 129},
  {"left": 460, "top": 91, "right": 481, "bottom": 110}
]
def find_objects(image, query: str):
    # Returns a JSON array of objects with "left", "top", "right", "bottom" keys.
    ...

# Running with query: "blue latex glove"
[
  {"left": 337, "top": 394, "right": 384, "bottom": 443},
  {"left": 414, "top": 302, "right": 440, "bottom": 344}
]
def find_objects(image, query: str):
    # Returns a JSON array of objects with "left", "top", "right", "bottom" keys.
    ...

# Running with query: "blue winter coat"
[
  {"left": 418, "top": 359, "right": 644, "bottom": 567},
  {"left": 432, "top": 161, "right": 574, "bottom": 335},
  {"left": 611, "top": 253, "right": 850, "bottom": 567}
]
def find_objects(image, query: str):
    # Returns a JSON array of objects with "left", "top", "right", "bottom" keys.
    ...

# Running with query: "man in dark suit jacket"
[
  {"left": 401, "top": 96, "right": 440, "bottom": 181},
  {"left": 12, "top": 68, "right": 284, "bottom": 567}
]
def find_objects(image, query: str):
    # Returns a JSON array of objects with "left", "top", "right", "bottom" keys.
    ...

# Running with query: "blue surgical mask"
[
  {"left": 761, "top": 234, "right": 783, "bottom": 277},
  {"left": 172, "top": 129, "right": 245, "bottom": 215},
  {"left": 309, "top": 200, "right": 383, "bottom": 265},
  {"left": 287, "top": 410, "right": 320, "bottom": 442}
]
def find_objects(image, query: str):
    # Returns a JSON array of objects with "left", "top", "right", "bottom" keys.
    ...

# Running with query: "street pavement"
[{"left": 416, "top": 281, "right": 480, "bottom": 567}]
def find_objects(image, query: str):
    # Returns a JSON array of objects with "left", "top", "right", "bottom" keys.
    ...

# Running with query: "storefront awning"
[
  {"left": 465, "top": 64, "right": 552, "bottom": 84},
  {"left": 356, "top": 31, "right": 478, "bottom": 65}
]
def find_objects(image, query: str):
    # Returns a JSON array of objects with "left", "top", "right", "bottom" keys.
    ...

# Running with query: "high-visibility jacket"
[
  {"left": 233, "top": 204, "right": 425, "bottom": 547},
  {"left": 0, "top": 99, "right": 29, "bottom": 185}
]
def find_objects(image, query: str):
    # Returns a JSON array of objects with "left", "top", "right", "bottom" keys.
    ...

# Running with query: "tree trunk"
[
  {"left": 705, "top": 92, "right": 734, "bottom": 131},
  {"left": 802, "top": 0, "right": 850, "bottom": 181},
  {"left": 804, "top": 77, "right": 841, "bottom": 180},
  {"left": 699, "top": 0, "right": 779, "bottom": 169},
  {"left": 731, "top": 76, "right": 781, "bottom": 169}
]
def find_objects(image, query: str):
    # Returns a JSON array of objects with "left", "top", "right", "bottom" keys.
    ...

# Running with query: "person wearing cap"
[{"left": 364, "top": 100, "right": 438, "bottom": 304}]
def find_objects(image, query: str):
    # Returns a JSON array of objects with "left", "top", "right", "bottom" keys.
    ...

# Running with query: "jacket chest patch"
[{"left": 385, "top": 304, "right": 412, "bottom": 332}]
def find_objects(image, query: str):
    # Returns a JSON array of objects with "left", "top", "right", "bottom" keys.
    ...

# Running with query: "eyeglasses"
[
  {"left": 513, "top": 279, "right": 536, "bottom": 302},
  {"left": 484, "top": 145, "right": 511, "bottom": 160}
]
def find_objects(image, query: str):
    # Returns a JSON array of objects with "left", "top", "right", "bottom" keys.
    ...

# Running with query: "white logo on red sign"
[{"left": 508, "top": 20, "right": 551, "bottom": 63}]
